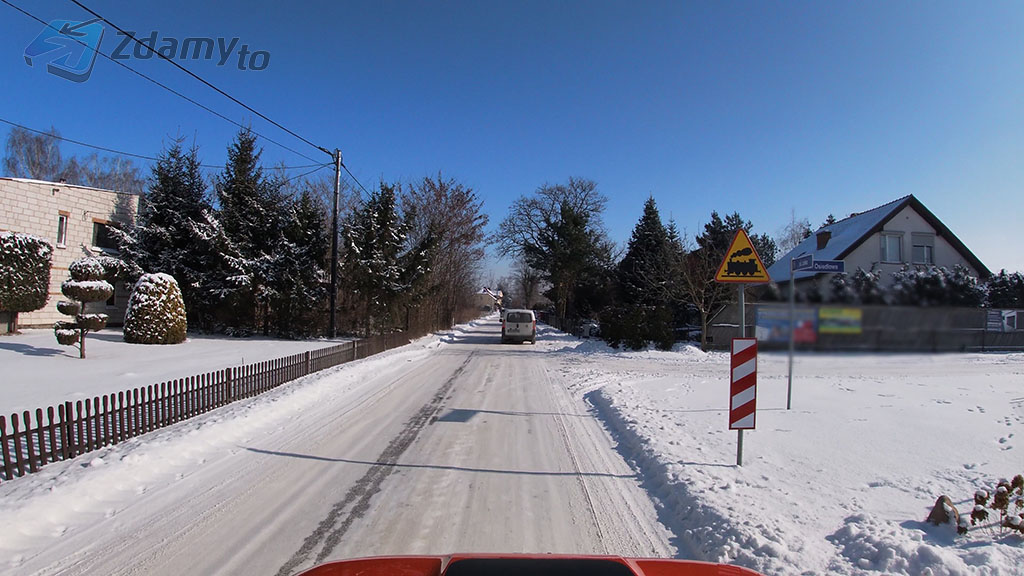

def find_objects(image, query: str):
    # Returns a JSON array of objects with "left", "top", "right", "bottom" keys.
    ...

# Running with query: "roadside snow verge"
[{"left": 585, "top": 388, "right": 796, "bottom": 575}]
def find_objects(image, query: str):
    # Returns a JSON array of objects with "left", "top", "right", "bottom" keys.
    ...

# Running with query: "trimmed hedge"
[
  {"left": 124, "top": 273, "right": 187, "bottom": 344},
  {"left": 0, "top": 232, "right": 53, "bottom": 313}
]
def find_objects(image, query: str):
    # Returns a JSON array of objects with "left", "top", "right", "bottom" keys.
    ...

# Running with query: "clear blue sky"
[{"left": 3, "top": 1, "right": 1022, "bottom": 276}]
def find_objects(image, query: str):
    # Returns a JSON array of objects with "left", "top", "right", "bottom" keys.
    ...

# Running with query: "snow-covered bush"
[
  {"left": 850, "top": 268, "right": 886, "bottom": 305},
  {"left": 0, "top": 232, "right": 53, "bottom": 329},
  {"left": 123, "top": 273, "right": 187, "bottom": 344},
  {"left": 54, "top": 257, "right": 112, "bottom": 358},
  {"left": 891, "top": 265, "right": 985, "bottom": 307},
  {"left": 829, "top": 274, "right": 858, "bottom": 304},
  {"left": 986, "top": 269, "right": 1024, "bottom": 308}
]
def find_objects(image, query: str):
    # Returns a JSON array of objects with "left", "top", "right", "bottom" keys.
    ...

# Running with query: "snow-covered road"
[{"left": 1, "top": 318, "right": 673, "bottom": 575}]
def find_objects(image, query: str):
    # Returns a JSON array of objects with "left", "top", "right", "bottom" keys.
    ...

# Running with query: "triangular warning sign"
[{"left": 714, "top": 229, "right": 772, "bottom": 283}]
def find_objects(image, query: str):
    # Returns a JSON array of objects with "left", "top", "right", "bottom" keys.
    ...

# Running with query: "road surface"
[{"left": 9, "top": 318, "right": 674, "bottom": 575}]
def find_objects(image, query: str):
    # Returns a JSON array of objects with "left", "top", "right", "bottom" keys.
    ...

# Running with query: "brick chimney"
[{"left": 816, "top": 230, "right": 831, "bottom": 250}]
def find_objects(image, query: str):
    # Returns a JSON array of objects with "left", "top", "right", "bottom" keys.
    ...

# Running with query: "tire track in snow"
[{"left": 276, "top": 353, "right": 474, "bottom": 576}]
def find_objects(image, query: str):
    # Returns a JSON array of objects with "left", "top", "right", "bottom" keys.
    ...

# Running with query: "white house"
[
  {"left": 0, "top": 177, "right": 139, "bottom": 328},
  {"left": 767, "top": 195, "right": 990, "bottom": 291}
]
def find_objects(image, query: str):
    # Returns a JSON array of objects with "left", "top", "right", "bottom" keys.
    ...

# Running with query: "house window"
[
  {"left": 92, "top": 222, "right": 118, "bottom": 251},
  {"left": 912, "top": 233, "right": 935, "bottom": 265},
  {"left": 57, "top": 214, "right": 68, "bottom": 248},
  {"left": 880, "top": 233, "right": 902, "bottom": 263}
]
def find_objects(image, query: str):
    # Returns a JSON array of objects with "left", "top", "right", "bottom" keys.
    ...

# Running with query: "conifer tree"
[
  {"left": 269, "top": 190, "right": 330, "bottom": 337},
  {"left": 215, "top": 129, "right": 284, "bottom": 333},
  {"left": 618, "top": 197, "right": 673, "bottom": 307},
  {"left": 607, "top": 197, "right": 676, "bottom": 349},
  {"left": 987, "top": 270, "right": 1024, "bottom": 308},
  {"left": 342, "top": 182, "right": 432, "bottom": 335},
  {"left": 118, "top": 139, "right": 221, "bottom": 330}
]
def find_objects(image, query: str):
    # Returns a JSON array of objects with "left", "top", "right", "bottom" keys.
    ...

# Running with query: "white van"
[{"left": 501, "top": 309, "right": 536, "bottom": 344}]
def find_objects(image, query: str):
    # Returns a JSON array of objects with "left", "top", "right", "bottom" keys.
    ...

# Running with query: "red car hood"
[{"left": 298, "top": 554, "right": 763, "bottom": 576}]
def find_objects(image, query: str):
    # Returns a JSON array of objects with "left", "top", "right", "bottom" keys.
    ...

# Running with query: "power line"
[
  {"left": 68, "top": 0, "right": 333, "bottom": 159},
  {"left": 341, "top": 163, "right": 371, "bottom": 196},
  {"left": 279, "top": 163, "right": 332, "bottom": 186},
  {"left": 0, "top": 117, "right": 325, "bottom": 171},
  {"left": 1, "top": 0, "right": 321, "bottom": 164}
]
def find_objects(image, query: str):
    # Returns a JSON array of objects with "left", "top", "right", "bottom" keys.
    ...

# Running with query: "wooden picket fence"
[{"left": 1, "top": 332, "right": 410, "bottom": 483}]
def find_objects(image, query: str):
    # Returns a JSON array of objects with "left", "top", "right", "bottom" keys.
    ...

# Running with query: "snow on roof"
[
  {"left": 0, "top": 177, "right": 137, "bottom": 195},
  {"left": 767, "top": 194, "right": 990, "bottom": 282},
  {"left": 767, "top": 196, "right": 911, "bottom": 283}
]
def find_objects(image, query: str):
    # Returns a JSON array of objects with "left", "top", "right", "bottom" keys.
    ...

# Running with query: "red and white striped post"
[{"left": 730, "top": 337, "right": 757, "bottom": 466}]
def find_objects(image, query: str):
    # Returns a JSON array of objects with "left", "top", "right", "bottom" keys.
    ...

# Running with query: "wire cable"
[
  {"left": 68, "top": 0, "right": 333, "bottom": 159},
  {"left": 1, "top": 0, "right": 321, "bottom": 164},
  {"left": 0, "top": 117, "right": 326, "bottom": 173},
  {"left": 341, "top": 163, "right": 371, "bottom": 196},
  {"left": 279, "top": 163, "right": 332, "bottom": 186}
]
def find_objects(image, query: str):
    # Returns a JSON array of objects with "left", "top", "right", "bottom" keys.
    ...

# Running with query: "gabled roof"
[{"left": 767, "top": 194, "right": 991, "bottom": 283}]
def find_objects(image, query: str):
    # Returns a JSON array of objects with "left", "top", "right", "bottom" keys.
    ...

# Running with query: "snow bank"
[{"left": 548, "top": 337, "right": 1024, "bottom": 575}]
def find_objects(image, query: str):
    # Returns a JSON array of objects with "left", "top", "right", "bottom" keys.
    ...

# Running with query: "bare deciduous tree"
[
  {"left": 676, "top": 232, "right": 733, "bottom": 351},
  {"left": 404, "top": 172, "right": 489, "bottom": 327},
  {"left": 3, "top": 126, "right": 144, "bottom": 193},
  {"left": 3, "top": 126, "right": 64, "bottom": 182},
  {"left": 775, "top": 209, "right": 813, "bottom": 255},
  {"left": 493, "top": 177, "right": 607, "bottom": 259}
]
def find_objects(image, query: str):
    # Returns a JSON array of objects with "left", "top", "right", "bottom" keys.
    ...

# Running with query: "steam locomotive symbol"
[{"left": 724, "top": 247, "right": 761, "bottom": 276}]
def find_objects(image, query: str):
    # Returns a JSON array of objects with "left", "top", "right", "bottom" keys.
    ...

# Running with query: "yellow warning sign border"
[{"left": 714, "top": 229, "right": 772, "bottom": 283}]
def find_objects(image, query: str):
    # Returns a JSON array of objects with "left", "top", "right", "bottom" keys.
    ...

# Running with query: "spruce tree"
[
  {"left": 215, "top": 129, "right": 284, "bottom": 333},
  {"left": 269, "top": 190, "right": 330, "bottom": 337},
  {"left": 618, "top": 197, "right": 673, "bottom": 307},
  {"left": 342, "top": 183, "right": 431, "bottom": 335},
  {"left": 118, "top": 140, "right": 221, "bottom": 330},
  {"left": 610, "top": 197, "right": 675, "bottom": 349}
]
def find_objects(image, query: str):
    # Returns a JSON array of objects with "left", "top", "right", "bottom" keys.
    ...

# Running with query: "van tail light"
[{"left": 532, "top": 320, "right": 536, "bottom": 331}]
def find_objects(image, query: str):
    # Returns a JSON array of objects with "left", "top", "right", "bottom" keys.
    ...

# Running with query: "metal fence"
[
  {"left": 1, "top": 330, "right": 423, "bottom": 483},
  {"left": 707, "top": 304, "right": 1024, "bottom": 352}
]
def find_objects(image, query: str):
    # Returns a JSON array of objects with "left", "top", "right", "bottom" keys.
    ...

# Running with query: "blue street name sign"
[
  {"left": 791, "top": 254, "right": 813, "bottom": 271},
  {"left": 811, "top": 260, "right": 845, "bottom": 273}
]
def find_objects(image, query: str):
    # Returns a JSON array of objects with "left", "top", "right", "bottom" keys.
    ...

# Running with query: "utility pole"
[{"left": 329, "top": 149, "right": 342, "bottom": 338}]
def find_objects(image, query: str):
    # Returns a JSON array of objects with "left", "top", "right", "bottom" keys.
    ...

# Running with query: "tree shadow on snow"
[
  {"left": 0, "top": 341, "right": 65, "bottom": 357},
  {"left": 244, "top": 446, "right": 637, "bottom": 479}
]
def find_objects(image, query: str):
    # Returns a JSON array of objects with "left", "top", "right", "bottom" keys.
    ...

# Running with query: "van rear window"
[{"left": 507, "top": 312, "right": 533, "bottom": 324}]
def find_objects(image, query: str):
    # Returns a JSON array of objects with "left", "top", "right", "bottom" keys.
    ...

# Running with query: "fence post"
[
  {"left": 11, "top": 414, "right": 24, "bottom": 477},
  {"left": 100, "top": 396, "right": 110, "bottom": 446},
  {"left": 305, "top": 351, "right": 312, "bottom": 376},
  {"left": 1, "top": 415, "right": 12, "bottom": 481},
  {"left": 117, "top": 392, "right": 126, "bottom": 444},
  {"left": 75, "top": 401, "right": 85, "bottom": 455},
  {"left": 35, "top": 408, "right": 48, "bottom": 466},
  {"left": 23, "top": 410, "right": 38, "bottom": 473},
  {"left": 46, "top": 407, "right": 57, "bottom": 463},
  {"left": 60, "top": 402, "right": 71, "bottom": 460}
]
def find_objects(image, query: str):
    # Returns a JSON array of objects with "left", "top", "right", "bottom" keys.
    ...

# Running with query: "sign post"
[
  {"left": 730, "top": 338, "right": 758, "bottom": 466},
  {"left": 785, "top": 254, "right": 845, "bottom": 409},
  {"left": 788, "top": 254, "right": 814, "bottom": 410},
  {"left": 715, "top": 230, "right": 770, "bottom": 466}
]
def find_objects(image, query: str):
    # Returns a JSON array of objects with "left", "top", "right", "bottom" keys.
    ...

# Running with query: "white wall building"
[
  {"left": 767, "top": 195, "right": 990, "bottom": 291},
  {"left": 0, "top": 178, "right": 139, "bottom": 328}
]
